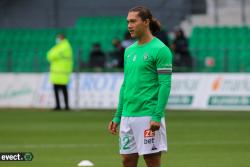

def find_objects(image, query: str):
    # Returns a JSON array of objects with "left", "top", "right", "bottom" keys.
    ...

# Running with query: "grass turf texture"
[{"left": 0, "top": 109, "right": 249, "bottom": 167}]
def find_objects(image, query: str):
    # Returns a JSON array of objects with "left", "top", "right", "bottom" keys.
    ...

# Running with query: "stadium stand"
[
  {"left": 1, "top": 24, "right": 250, "bottom": 73},
  {"left": 0, "top": 16, "right": 127, "bottom": 72},
  {"left": 189, "top": 26, "right": 250, "bottom": 72},
  {"left": 0, "top": 0, "right": 249, "bottom": 73},
  {"left": 74, "top": 16, "right": 127, "bottom": 62}
]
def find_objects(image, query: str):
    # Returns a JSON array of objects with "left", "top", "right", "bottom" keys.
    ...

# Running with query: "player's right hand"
[{"left": 108, "top": 121, "right": 118, "bottom": 135}]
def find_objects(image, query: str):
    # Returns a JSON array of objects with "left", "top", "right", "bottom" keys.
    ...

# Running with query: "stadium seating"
[
  {"left": 0, "top": 16, "right": 127, "bottom": 72},
  {"left": 1, "top": 22, "right": 249, "bottom": 73},
  {"left": 189, "top": 26, "right": 250, "bottom": 72}
]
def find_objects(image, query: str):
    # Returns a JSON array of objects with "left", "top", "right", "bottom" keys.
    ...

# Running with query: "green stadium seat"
[
  {"left": 0, "top": 50, "right": 9, "bottom": 72},
  {"left": 189, "top": 26, "right": 250, "bottom": 72},
  {"left": 239, "top": 50, "right": 250, "bottom": 72}
]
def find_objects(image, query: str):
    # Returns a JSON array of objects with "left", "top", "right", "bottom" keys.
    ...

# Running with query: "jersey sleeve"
[
  {"left": 152, "top": 46, "right": 172, "bottom": 122},
  {"left": 112, "top": 49, "right": 127, "bottom": 124},
  {"left": 156, "top": 46, "right": 173, "bottom": 74},
  {"left": 112, "top": 81, "right": 125, "bottom": 124}
]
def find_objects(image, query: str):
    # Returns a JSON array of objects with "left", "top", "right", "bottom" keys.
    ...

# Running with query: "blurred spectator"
[
  {"left": 121, "top": 31, "right": 134, "bottom": 48},
  {"left": 171, "top": 28, "right": 193, "bottom": 70},
  {"left": 107, "top": 39, "right": 125, "bottom": 69},
  {"left": 47, "top": 33, "right": 73, "bottom": 111},
  {"left": 89, "top": 43, "right": 106, "bottom": 69},
  {"left": 155, "top": 28, "right": 170, "bottom": 47}
]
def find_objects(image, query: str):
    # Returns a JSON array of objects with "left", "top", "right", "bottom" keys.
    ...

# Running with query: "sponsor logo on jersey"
[
  {"left": 144, "top": 129, "right": 155, "bottom": 137},
  {"left": 144, "top": 138, "right": 155, "bottom": 144},
  {"left": 144, "top": 130, "right": 157, "bottom": 146}
]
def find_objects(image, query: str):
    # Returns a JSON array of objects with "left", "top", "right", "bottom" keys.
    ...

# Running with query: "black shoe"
[
  {"left": 65, "top": 107, "right": 71, "bottom": 111},
  {"left": 53, "top": 107, "right": 61, "bottom": 111}
]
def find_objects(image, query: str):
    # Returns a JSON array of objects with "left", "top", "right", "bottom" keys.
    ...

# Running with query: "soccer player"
[{"left": 108, "top": 6, "right": 172, "bottom": 167}]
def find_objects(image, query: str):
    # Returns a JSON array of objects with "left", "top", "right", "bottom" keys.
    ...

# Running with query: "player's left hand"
[{"left": 149, "top": 121, "right": 160, "bottom": 132}]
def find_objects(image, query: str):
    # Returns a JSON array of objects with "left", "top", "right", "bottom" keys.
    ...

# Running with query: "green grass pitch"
[{"left": 0, "top": 109, "right": 249, "bottom": 167}]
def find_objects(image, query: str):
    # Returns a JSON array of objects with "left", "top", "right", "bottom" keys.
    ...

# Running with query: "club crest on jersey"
[
  {"left": 144, "top": 129, "right": 155, "bottom": 137},
  {"left": 143, "top": 54, "right": 149, "bottom": 61}
]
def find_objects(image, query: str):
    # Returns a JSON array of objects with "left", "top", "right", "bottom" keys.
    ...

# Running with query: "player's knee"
[
  {"left": 122, "top": 154, "right": 138, "bottom": 167},
  {"left": 144, "top": 160, "right": 160, "bottom": 167},
  {"left": 122, "top": 155, "right": 132, "bottom": 164},
  {"left": 144, "top": 161, "right": 160, "bottom": 167},
  {"left": 143, "top": 152, "right": 161, "bottom": 167}
]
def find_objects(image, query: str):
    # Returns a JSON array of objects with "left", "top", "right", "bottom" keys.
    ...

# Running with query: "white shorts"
[{"left": 119, "top": 116, "right": 167, "bottom": 155}]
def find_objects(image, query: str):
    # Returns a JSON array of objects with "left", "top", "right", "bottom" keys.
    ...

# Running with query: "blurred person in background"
[
  {"left": 107, "top": 38, "right": 125, "bottom": 69},
  {"left": 108, "top": 6, "right": 172, "bottom": 167},
  {"left": 171, "top": 28, "right": 193, "bottom": 70},
  {"left": 89, "top": 43, "right": 106, "bottom": 71},
  {"left": 122, "top": 31, "right": 135, "bottom": 48},
  {"left": 155, "top": 28, "right": 170, "bottom": 47},
  {"left": 47, "top": 33, "right": 73, "bottom": 111}
]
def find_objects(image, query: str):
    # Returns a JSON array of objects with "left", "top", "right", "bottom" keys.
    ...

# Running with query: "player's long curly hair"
[{"left": 129, "top": 6, "right": 161, "bottom": 35}]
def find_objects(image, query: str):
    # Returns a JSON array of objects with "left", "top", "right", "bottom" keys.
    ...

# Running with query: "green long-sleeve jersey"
[{"left": 112, "top": 37, "right": 172, "bottom": 124}]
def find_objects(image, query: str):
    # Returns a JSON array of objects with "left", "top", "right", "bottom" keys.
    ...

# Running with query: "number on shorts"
[{"left": 122, "top": 136, "right": 130, "bottom": 150}]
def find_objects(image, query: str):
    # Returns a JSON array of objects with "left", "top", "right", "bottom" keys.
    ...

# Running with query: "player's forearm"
[
  {"left": 112, "top": 82, "right": 125, "bottom": 124},
  {"left": 152, "top": 74, "right": 172, "bottom": 122}
]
